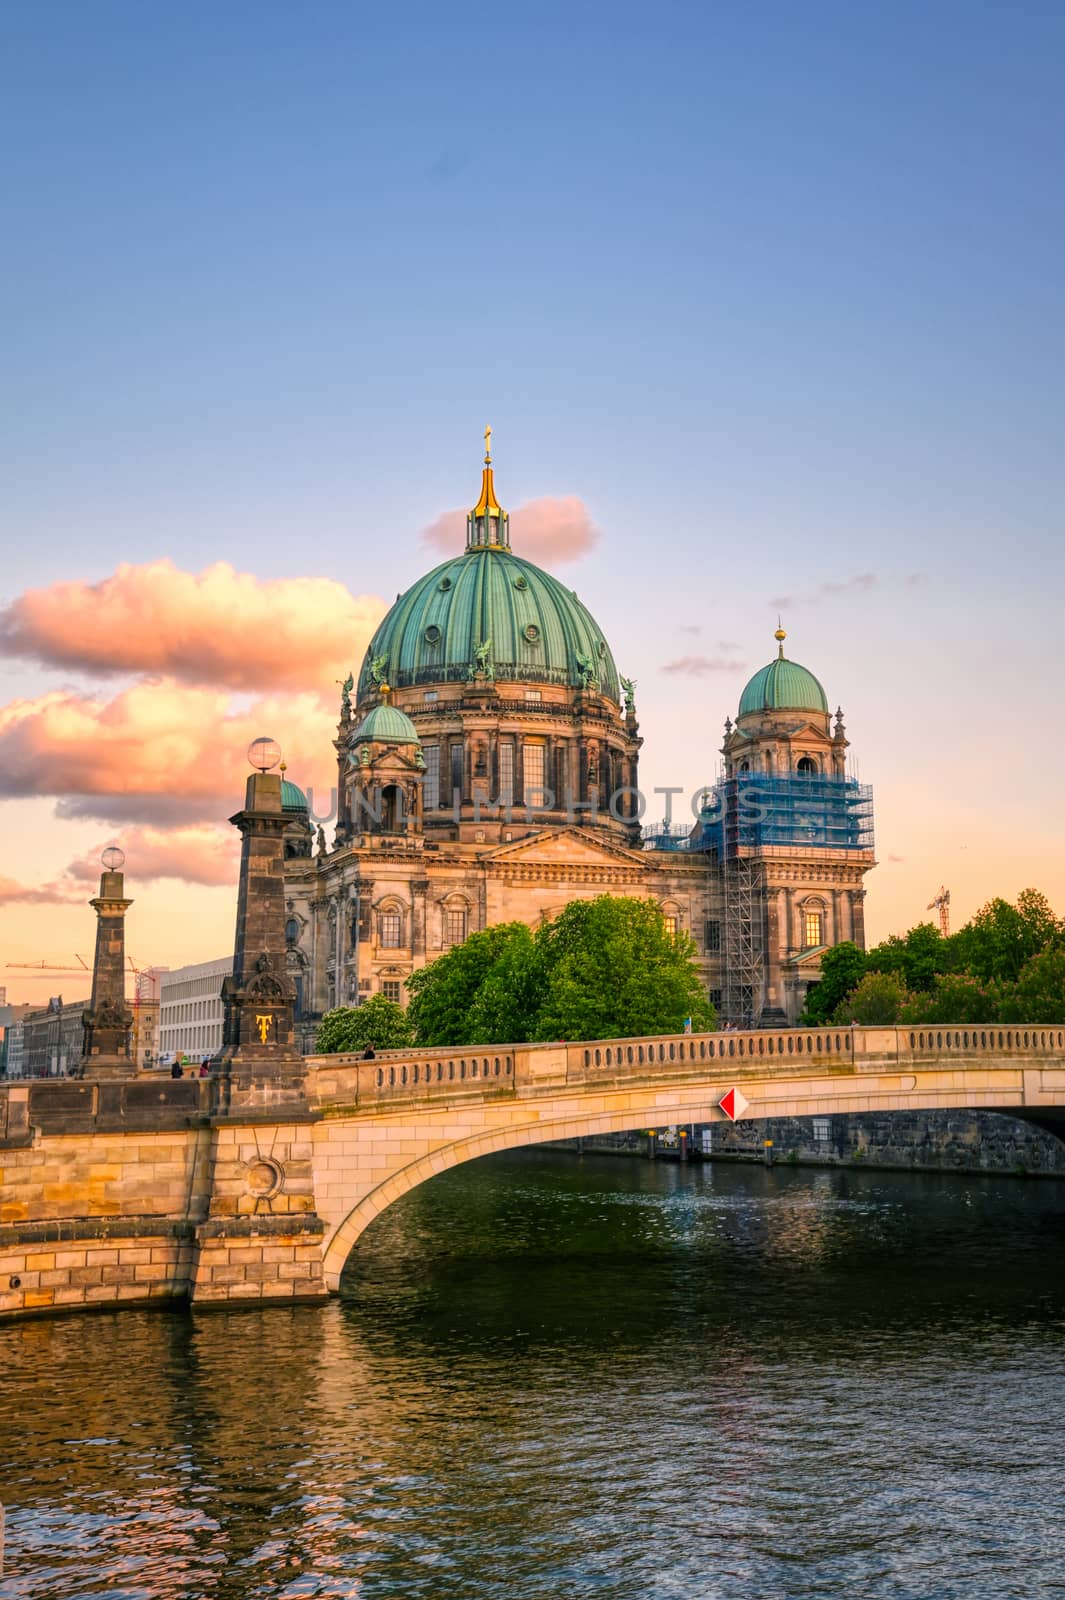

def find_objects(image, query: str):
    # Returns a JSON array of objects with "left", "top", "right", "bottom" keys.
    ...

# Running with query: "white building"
[{"left": 158, "top": 957, "right": 230, "bottom": 1064}]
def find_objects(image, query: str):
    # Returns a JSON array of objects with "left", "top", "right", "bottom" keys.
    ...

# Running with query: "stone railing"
[{"left": 307, "top": 1023, "right": 1065, "bottom": 1113}]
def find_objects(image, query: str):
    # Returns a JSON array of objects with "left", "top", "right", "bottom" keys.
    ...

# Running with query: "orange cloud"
[
  {"left": 0, "top": 560, "right": 386, "bottom": 692},
  {"left": 65, "top": 826, "right": 241, "bottom": 889},
  {"left": 661, "top": 655, "right": 746, "bottom": 676},
  {"left": 0, "top": 875, "right": 83, "bottom": 905},
  {"left": 0, "top": 679, "right": 336, "bottom": 825},
  {"left": 422, "top": 496, "right": 599, "bottom": 568}
]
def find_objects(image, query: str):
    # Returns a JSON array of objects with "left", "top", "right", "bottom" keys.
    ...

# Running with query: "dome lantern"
[
  {"left": 738, "top": 629, "right": 829, "bottom": 719},
  {"left": 467, "top": 425, "right": 510, "bottom": 552}
]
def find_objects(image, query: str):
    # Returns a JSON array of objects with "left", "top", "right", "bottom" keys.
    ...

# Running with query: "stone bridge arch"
[{"left": 311, "top": 1022, "right": 1065, "bottom": 1288}]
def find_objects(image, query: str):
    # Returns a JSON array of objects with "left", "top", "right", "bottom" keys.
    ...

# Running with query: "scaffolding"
[{"left": 723, "top": 856, "right": 761, "bottom": 1028}]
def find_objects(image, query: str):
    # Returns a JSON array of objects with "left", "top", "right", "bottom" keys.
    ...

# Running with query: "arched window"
[
  {"left": 802, "top": 905, "right": 824, "bottom": 948},
  {"left": 797, "top": 756, "right": 818, "bottom": 776},
  {"left": 284, "top": 918, "right": 300, "bottom": 946}
]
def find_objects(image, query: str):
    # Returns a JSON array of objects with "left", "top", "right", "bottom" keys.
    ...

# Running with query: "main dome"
[{"left": 357, "top": 442, "right": 621, "bottom": 704}]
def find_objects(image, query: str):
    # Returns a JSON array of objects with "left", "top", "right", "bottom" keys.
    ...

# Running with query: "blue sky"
[{"left": 1, "top": 0, "right": 1063, "bottom": 983}]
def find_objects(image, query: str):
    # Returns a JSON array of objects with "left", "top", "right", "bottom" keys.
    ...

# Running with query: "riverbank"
[{"left": 548, "top": 1107, "right": 1065, "bottom": 1176}]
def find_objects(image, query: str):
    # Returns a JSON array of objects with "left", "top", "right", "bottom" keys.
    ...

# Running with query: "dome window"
[
  {"left": 513, "top": 575, "right": 528, "bottom": 590},
  {"left": 438, "top": 577, "right": 452, "bottom": 592},
  {"left": 424, "top": 625, "right": 442, "bottom": 645},
  {"left": 524, "top": 623, "right": 540, "bottom": 643}
]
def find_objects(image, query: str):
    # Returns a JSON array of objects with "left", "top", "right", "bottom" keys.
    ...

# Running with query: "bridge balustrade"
[{"left": 304, "top": 1023, "right": 1065, "bottom": 1113}]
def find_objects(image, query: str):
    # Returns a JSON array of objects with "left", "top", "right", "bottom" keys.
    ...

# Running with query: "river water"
[{"left": 2, "top": 1152, "right": 1065, "bottom": 1599}]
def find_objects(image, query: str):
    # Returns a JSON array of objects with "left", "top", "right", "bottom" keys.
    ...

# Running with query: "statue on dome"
[
  {"left": 620, "top": 676, "right": 636, "bottom": 715},
  {"left": 468, "top": 639, "right": 494, "bottom": 680},
  {"left": 338, "top": 672, "right": 354, "bottom": 718},
  {"left": 576, "top": 652, "right": 599, "bottom": 691},
  {"left": 369, "top": 655, "right": 390, "bottom": 689}
]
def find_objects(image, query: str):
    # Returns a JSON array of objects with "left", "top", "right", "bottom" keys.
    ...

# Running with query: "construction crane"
[
  {"left": 6, "top": 956, "right": 91, "bottom": 975},
  {"left": 927, "top": 885, "right": 951, "bottom": 937}
]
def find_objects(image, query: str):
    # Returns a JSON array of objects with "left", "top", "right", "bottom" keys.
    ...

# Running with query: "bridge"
[{"left": 1, "top": 1021, "right": 1064, "bottom": 1317}]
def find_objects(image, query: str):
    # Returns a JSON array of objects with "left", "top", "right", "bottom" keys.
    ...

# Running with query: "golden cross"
[
  {"left": 484, "top": 424, "right": 492, "bottom": 461},
  {"left": 255, "top": 1013, "right": 272, "bottom": 1044}
]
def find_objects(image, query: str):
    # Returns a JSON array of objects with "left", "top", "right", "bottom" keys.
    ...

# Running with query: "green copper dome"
[
  {"left": 353, "top": 702, "right": 421, "bottom": 745},
  {"left": 358, "top": 550, "right": 620, "bottom": 702},
  {"left": 739, "top": 636, "right": 829, "bottom": 718},
  {"left": 281, "top": 777, "right": 308, "bottom": 812}
]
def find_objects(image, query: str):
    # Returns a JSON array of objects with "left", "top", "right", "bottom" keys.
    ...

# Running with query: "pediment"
[{"left": 481, "top": 827, "right": 649, "bottom": 869}]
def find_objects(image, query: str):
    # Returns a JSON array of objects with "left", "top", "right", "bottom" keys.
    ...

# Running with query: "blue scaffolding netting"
[{"left": 643, "top": 773, "right": 874, "bottom": 857}]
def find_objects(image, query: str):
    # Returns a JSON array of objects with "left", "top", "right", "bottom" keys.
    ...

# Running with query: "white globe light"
[
  {"left": 248, "top": 737, "right": 282, "bottom": 772},
  {"left": 101, "top": 845, "right": 125, "bottom": 872}
]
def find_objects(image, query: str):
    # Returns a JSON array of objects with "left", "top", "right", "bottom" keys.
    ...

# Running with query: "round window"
[
  {"left": 438, "top": 577, "right": 452, "bottom": 592},
  {"left": 424, "top": 625, "right": 441, "bottom": 645},
  {"left": 524, "top": 624, "right": 540, "bottom": 643},
  {"left": 513, "top": 575, "right": 528, "bottom": 590}
]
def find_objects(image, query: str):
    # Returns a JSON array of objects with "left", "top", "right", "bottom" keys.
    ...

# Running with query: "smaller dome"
[
  {"left": 353, "top": 703, "right": 421, "bottom": 746},
  {"left": 739, "top": 633, "right": 828, "bottom": 718},
  {"left": 281, "top": 776, "right": 308, "bottom": 813}
]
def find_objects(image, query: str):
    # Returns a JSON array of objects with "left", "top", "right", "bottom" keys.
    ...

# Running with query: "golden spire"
[
  {"left": 775, "top": 620, "right": 787, "bottom": 659},
  {"left": 473, "top": 424, "right": 503, "bottom": 517}
]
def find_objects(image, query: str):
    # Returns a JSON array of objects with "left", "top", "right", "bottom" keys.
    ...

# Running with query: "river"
[{"left": 2, "top": 1152, "right": 1064, "bottom": 1598}]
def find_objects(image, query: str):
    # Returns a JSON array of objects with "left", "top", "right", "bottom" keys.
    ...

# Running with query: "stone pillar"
[
  {"left": 80, "top": 866, "right": 135, "bottom": 1079},
  {"left": 217, "top": 772, "right": 310, "bottom": 1115},
  {"left": 192, "top": 768, "right": 328, "bottom": 1307}
]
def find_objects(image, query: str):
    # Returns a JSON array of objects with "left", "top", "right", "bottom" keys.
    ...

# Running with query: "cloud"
[
  {"left": 679, "top": 624, "right": 702, "bottom": 636},
  {"left": 660, "top": 655, "right": 746, "bottom": 677},
  {"left": 0, "top": 875, "right": 84, "bottom": 905},
  {"left": 0, "top": 560, "right": 386, "bottom": 693},
  {"left": 421, "top": 496, "right": 599, "bottom": 569},
  {"left": 770, "top": 573, "right": 895, "bottom": 611},
  {"left": 64, "top": 825, "right": 240, "bottom": 889},
  {"left": 0, "top": 678, "right": 335, "bottom": 825},
  {"left": 888, "top": 853, "right": 906, "bottom": 864}
]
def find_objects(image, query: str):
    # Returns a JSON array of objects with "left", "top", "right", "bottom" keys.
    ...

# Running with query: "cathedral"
[{"left": 279, "top": 439, "right": 875, "bottom": 1039}]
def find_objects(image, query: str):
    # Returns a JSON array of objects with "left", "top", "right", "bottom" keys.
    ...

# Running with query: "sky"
[{"left": 1, "top": 1, "right": 1063, "bottom": 1002}]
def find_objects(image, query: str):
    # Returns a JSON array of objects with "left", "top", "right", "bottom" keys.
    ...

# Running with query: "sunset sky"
[{"left": 2, "top": 2, "right": 1064, "bottom": 1002}]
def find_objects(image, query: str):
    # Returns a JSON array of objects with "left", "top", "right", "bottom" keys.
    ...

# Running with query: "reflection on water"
[{"left": 2, "top": 1154, "right": 1065, "bottom": 1598}]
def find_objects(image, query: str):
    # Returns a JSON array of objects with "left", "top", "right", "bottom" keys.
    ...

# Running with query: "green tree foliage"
[
  {"left": 999, "top": 947, "right": 1065, "bottom": 1024},
  {"left": 405, "top": 923, "right": 536, "bottom": 1047},
  {"left": 833, "top": 971, "right": 908, "bottom": 1025},
  {"left": 531, "top": 896, "right": 715, "bottom": 1042},
  {"left": 801, "top": 941, "right": 868, "bottom": 1024},
  {"left": 404, "top": 897, "right": 715, "bottom": 1047},
  {"left": 866, "top": 922, "right": 947, "bottom": 992},
  {"left": 949, "top": 891, "right": 1061, "bottom": 984},
  {"left": 316, "top": 994, "right": 414, "bottom": 1054},
  {"left": 900, "top": 974, "right": 1000, "bottom": 1025}
]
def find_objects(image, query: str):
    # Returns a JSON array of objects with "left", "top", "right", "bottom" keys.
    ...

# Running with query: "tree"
[
  {"left": 950, "top": 891, "right": 1061, "bottom": 985},
  {"left": 833, "top": 971, "right": 908, "bottom": 1025},
  {"left": 406, "top": 923, "right": 536, "bottom": 1047},
  {"left": 532, "top": 896, "right": 715, "bottom": 1042},
  {"left": 316, "top": 994, "right": 414, "bottom": 1054},
  {"left": 801, "top": 941, "right": 867, "bottom": 1024},
  {"left": 999, "top": 946, "right": 1065, "bottom": 1024},
  {"left": 901, "top": 974, "right": 999, "bottom": 1025},
  {"left": 867, "top": 922, "right": 946, "bottom": 992}
]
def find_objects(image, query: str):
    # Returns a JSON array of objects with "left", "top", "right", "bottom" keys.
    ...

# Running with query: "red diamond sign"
[{"left": 718, "top": 1087, "right": 750, "bottom": 1122}]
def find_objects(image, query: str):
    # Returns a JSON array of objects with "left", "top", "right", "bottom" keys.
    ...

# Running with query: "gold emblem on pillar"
[{"left": 255, "top": 1013, "right": 273, "bottom": 1043}]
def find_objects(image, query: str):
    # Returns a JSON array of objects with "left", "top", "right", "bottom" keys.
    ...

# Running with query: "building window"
[
  {"left": 663, "top": 914, "right": 678, "bottom": 939},
  {"left": 381, "top": 980, "right": 402, "bottom": 1005},
  {"left": 450, "top": 743, "right": 464, "bottom": 803},
  {"left": 524, "top": 689, "right": 542, "bottom": 703},
  {"left": 803, "top": 910, "right": 824, "bottom": 948},
  {"left": 813, "top": 1117, "right": 831, "bottom": 1143},
  {"left": 710, "top": 990, "right": 723, "bottom": 1010},
  {"left": 423, "top": 745, "right": 440, "bottom": 810},
  {"left": 379, "top": 912, "right": 402, "bottom": 948},
  {"left": 705, "top": 920, "right": 721, "bottom": 953},
  {"left": 424, "top": 691, "right": 439, "bottom": 704},
  {"left": 444, "top": 908, "right": 467, "bottom": 947},
  {"left": 523, "top": 741, "right": 545, "bottom": 807},
  {"left": 797, "top": 756, "right": 818, "bottom": 776},
  {"left": 498, "top": 741, "right": 515, "bottom": 807}
]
